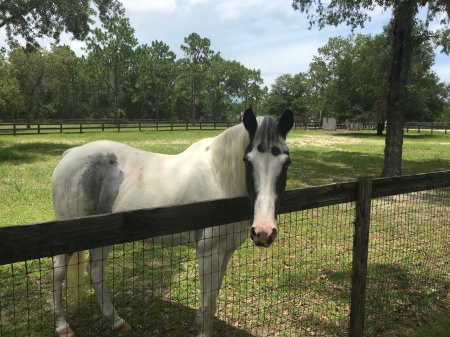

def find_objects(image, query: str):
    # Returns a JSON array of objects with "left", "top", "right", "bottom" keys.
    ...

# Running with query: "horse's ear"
[
  {"left": 243, "top": 108, "right": 257, "bottom": 138},
  {"left": 278, "top": 109, "right": 294, "bottom": 138}
]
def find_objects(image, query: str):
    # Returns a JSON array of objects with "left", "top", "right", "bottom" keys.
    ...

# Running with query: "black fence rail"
[
  {"left": 0, "top": 120, "right": 241, "bottom": 136},
  {"left": 0, "top": 171, "right": 449, "bottom": 336},
  {"left": 2, "top": 120, "right": 447, "bottom": 136},
  {"left": 405, "top": 122, "right": 450, "bottom": 133}
]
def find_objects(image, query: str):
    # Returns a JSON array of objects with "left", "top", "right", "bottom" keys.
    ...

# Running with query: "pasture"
[{"left": 0, "top": 129, "right": 449, "bottom": 336}]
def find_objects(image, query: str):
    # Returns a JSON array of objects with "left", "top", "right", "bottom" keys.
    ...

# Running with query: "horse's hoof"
[
  {"left": 57, "top": 327, "right": 75, "bottom": 337},
  {"left": 115, "top": 321, "right": 131, "bottom": 332}
]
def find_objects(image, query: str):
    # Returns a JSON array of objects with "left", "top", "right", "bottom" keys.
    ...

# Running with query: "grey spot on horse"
[
  {"left": 80, "top": 153, "right": 124, "bottom": 215},
  {"left": 271, "top": 146, "right": 281, "bottom": 156},
  {"left": 205, "top": 146, "right": 210, "bottom": 152},
  {"left": 257, "top": 143, "right": 265, "bottom": 153}
]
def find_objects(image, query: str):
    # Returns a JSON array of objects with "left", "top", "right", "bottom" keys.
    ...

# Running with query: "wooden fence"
[
  {"left": 405, "top": 122, "right": 450, "bottom": 134},
  {"left": 0, "top": 120, "right": 238, "bottom": 136},
  {"left": 1, "top": 120, "right": 448, "bottom": 135},
  {"left": 1, "top": 171, "right": 449, "bottom": 336}
]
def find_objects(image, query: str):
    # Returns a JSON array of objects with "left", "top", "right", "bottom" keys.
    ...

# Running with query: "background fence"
[
  {"left": 0, "top": 171, "right": 449, "bottom": 336},
  {"left": 2, "top": 120, "right": 447, "bottom": 135},
  {"left": 0, "top": 120, "right": 330, "bottom": 135}
]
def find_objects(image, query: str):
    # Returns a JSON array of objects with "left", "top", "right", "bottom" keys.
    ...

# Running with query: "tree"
[
  {"left": 0, "top": 0, "right": 120, "bottom": 47},
  {"left": 84, "top": 6, "right": 138, "bottom": 121},
  {"left": 180, "top": 33, "right": 214, "bottom": 122},
  {"left": 308, "top": 34, "right": 389, "bottom": 124},
  {"left": 265, "top": 73, "right": 308, "bottom": 119},
  {"left": 292, "top": 0, "right": 450, "bottom": 177},
  {"left": 8, "top": 45, "right": 77, "bottom": 120},
  {"left": 0, "top": 49, "right": 23, "bottom": 119},
  {"left": 308, "top": 29, "right": 447, "bottom": 124},
  {"left": 133, "top": 41, "right": 177, "bottom": 119}
]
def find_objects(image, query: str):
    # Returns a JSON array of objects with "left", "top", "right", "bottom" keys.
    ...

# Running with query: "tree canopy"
[
  {"left": 0, "top": 0, "right": 448, "bottom": 133},
  {"left": 0, "top": 0, "right": 121, "bottom": 47},
  {"left": 292, "top": 0, "right": 450, "bottom": 177}
]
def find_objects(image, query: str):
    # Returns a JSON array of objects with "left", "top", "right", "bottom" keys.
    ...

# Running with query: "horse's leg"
[
  {"left": 86, "top": 246, "right": 131, "bottom": 332},
  {"left": 53, "top": 254, "right": 75, "bottom": 337},
  {"left": 195, "top": 240, "right": 236, "bottom": 337}
]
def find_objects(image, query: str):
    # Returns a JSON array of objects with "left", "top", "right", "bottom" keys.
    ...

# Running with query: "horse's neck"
[{"left": 211, "top": 124, "right": 249, "bottom": 197}]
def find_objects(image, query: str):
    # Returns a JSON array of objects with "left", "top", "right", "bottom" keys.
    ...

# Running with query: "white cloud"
[
  {"left": 215, "top": 0, "right": 264, "bottom": 21},
  {"left": 122, "top": 0, "right": 177, "bottom": 12}
]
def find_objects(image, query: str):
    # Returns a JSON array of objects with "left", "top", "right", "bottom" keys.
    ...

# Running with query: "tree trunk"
[
  {"left": 381, "top": 0, "right": 418, "bottom": 177},
  {"left": 191, "top": 82, "right": 197, "bottom": 123},
  {"left": 376, "top": 118, "right": 385, "bottom": 136},
  {"left": 113, "top": 60, "right": 119, "bottom": 123}
]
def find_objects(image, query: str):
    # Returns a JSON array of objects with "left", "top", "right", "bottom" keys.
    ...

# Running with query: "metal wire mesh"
[
  {"left": 0, "top": 186, "right": 448, "bottom": 336},
  {"left": 0, "top": 203, "right": 355, "bottom": 336},
  {"left": 367, "top": 187, "right": 450, "bottom": 335}
]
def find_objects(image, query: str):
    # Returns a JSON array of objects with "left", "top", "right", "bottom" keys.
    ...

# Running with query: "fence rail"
[
  {"left": 405, "top": 121, "right": 450, "bottom": 133},
  {"left": 1, "top": 120, "right": 448, "bottom": 135},
  {"left": 0, "top": 120, "right": 239, "bottom": 136},
  {"left": 1, "top": 171, "right": 449, "bottom": 336}
]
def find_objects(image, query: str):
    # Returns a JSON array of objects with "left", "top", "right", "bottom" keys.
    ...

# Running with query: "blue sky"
[
  {"left": 2, "top": 0, "right": 449, "bottom": 88},
  {"left": 118, "top": 0, "right": 449, "bottom": 88}
]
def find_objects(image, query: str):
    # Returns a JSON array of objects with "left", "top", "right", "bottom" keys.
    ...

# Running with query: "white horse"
[{"left": 51, "top": 108, "right": 293, "bottom": 337}]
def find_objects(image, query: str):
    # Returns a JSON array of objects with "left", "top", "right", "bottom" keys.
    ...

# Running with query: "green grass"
[{"left": 0, "top": 129, "right": 449, "bottom": 336}]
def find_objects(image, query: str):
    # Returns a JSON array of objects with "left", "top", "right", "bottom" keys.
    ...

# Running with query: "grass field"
[
  {"left": 1, "top": 129, "right": 449, "bottom": 226},
  {"left": 0, "top": 129, "right": 449, "bottom": 336}
]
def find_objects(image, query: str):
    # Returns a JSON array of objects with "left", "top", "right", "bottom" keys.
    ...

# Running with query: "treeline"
[
  {"left": 264, "top": 26, "right": 450, "bottom": 124},
  {"left": 0, "top": 7, "right": 449, "bottom": 123},
  {"left": 0, "top": 30, "right": 266, "bottom": 122}
]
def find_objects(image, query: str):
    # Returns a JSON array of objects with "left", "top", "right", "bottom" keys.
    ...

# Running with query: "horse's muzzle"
[{"left": 250, "top": 221, "right": 278, "bottom": 247}]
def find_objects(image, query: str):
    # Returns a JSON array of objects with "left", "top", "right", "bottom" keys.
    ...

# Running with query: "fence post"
[
  {"left": 13, "top": 123, "right": 16, "bottom": 136},
  {"left": 60, "top": 123, "right": 63, "bottom": 133},
  {"left": 349, "top": 176, "right": 372, "bottom": 337}
]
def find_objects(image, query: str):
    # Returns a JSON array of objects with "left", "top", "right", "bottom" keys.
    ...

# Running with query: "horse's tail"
[{"left": 67, "top": 251, "right": 85, "bottom": 304}]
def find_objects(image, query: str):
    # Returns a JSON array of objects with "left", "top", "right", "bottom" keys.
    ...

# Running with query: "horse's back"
[
  {"left": 52, "top": 139, "right": 221, "bottom": 221},
  {"left": 52, "top": 140, "right": 154, "bottom": 220}
]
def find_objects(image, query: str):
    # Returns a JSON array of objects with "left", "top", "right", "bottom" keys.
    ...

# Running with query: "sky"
[
  {"left": 3, "top": 0, "right": 450, "bottom": 88},
  {"left": 120, "top": 0, "right": 450, "bottom": 87}
]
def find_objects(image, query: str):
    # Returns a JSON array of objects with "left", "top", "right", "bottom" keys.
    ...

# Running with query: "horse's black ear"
[
  {"left": 278, "top": 109, "right": 294, "bottom": 138},
  {"left": 243, "top": 108, "right": 257, "bottom": 138}
]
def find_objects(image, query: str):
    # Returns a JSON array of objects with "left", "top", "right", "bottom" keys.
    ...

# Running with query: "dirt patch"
[{"left": 286, "top": 135, "right": 380, "bottom": 148}]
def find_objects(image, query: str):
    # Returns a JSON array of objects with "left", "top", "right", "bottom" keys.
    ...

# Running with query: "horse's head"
[{"left": 242, "top": 108, "right": 293, "bottom": 247}]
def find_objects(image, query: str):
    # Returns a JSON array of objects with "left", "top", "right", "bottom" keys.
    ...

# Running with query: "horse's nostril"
[{"left": 250, "top": 227, "right": 257, "bottom": 238}]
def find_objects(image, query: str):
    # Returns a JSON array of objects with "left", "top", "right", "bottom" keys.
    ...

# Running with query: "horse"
[{"left": 51, "top": 108, "right": 294, "bottom": 337}]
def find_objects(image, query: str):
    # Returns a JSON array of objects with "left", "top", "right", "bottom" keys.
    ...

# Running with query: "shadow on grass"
[
  {"left": 0, "top": 142, "right": 75, "bottom": 164},
  {"left": 68, "top": 296, "right": 254, "bottom": 337},
  {"left": 331, "top": 131, "right": 448, "bottom": 141},
  {"left": 286, "top": 262, "right": 450, "bottom": 336},
  {"left": 289, "top": 148, "right": 450, "bottom": 187},
  {"left": 289, "top": 149, "right": 385, "bottom": 186}
]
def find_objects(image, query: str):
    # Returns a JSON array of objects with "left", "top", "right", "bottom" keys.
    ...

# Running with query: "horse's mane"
[{"left": 210, "top": 116, "right": 279, "bottom": 197}]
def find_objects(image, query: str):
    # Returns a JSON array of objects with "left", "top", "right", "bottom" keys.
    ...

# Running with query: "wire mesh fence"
[
  {"left": 0, "top": 174, "right": 449, "bottom": 336},
  {"left": 366, "top": 187, "right": 450, "bottom": 335}
]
